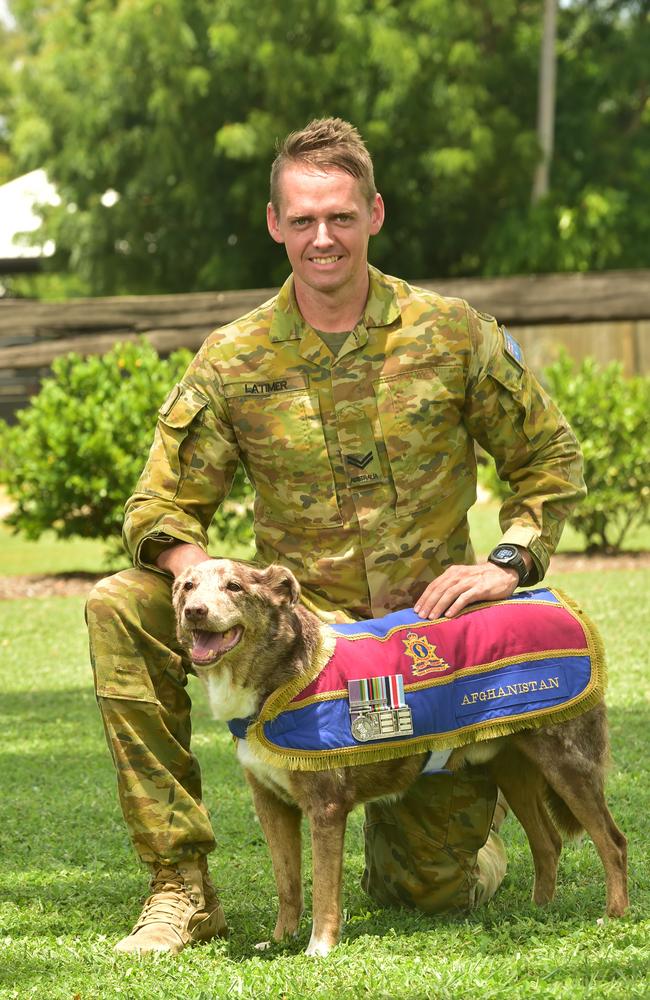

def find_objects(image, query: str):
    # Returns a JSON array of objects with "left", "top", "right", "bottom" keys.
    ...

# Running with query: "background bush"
[
  {"left": 0, "top": 340, "right": 253, "bottom": 551},
  {"left": 3, "top": 344, "right": 647, "bottom": 557},
  {"left": 480, "top": 355, "right": 650, "bottom": 552}
]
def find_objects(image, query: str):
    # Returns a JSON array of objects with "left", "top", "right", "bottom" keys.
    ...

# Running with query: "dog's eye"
[
  {"left": 226, "top": 581, "right": 243, "bottom": 593},
  {"left": 183, "top": 580, "right": 194, "bottom": 592}
]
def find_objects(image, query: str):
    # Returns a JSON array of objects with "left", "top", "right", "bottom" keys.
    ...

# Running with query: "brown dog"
[{"left": 172, "top": 559, "right": 628, "bottom": 956}]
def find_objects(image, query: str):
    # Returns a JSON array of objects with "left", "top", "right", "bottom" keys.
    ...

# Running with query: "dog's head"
[{"left": 172, "top": 558, "right": 301, "bottom": 675}]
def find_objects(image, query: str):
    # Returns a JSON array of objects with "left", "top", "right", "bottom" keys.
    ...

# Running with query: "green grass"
[
  {"left": 0, "top": 523, "right": 254, "bottom": 577},
  {"left": 467, "top": 503, "right": 650, "bottom": 557},
  {"left": 0, "top": 569, "right": 648, "bottom": 999},
  {"left": 0, "top": 523, "right": 124, "bottom": 576},
  {"left": 2, "top": 499, "right": 647, "bottom": 577}
]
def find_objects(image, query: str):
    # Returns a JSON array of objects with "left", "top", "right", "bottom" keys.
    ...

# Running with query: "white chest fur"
[
  {"left": 236, "top": 737, "right": 296, "bottom": 802},
  {"left": 201, "top": 666, "right": 258, "bottom": 723}
]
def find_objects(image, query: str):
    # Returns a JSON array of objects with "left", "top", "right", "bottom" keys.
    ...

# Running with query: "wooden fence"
[{"left": 1, "top": 270, "right": 648, "bottom": 422}]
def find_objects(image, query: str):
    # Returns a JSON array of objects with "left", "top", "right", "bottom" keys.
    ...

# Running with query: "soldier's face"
[{"left": 267, "top": 164, "right": 384, "bottom": 301}]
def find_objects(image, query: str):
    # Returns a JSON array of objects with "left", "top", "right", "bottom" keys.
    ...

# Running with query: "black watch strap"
[{"left": 487, "top": 545, "right": 531, "bottom": 586}]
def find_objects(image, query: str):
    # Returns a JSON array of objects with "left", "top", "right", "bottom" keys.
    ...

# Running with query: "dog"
[{"left": 172, "top": 559, "right": 628, "bottom": 956}]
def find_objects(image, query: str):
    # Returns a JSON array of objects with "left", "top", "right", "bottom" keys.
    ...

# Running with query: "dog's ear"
[{"left": 259, "top": 565, "right": 301, "bottom": 607}]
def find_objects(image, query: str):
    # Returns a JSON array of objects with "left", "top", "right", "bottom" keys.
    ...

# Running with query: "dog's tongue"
[{"left": 191, "top": 626, "right": 242, "bottom": 664}]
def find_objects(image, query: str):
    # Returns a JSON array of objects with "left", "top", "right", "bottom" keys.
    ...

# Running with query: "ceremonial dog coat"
[{"left": 229, "top": 588, "right": 605, "bottom": 772}]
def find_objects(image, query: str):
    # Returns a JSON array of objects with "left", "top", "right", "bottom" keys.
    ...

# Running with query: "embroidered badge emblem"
[{"left": 402, "top": 632, "right": 449, "bottom": 675}]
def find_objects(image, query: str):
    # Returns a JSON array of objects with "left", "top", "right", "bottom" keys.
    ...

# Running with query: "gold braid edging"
[{"left": 245, "top": 589, "right": 607, "bottom": 772}]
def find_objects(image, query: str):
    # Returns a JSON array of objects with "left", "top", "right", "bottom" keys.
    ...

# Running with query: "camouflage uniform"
[{"left": 87, "top": 266, "right": 585, "bottom": 910}]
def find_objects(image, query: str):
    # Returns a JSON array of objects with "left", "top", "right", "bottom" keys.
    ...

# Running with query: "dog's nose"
[{"left": 184, "top": 603, "right": 208, "bottom": 621}]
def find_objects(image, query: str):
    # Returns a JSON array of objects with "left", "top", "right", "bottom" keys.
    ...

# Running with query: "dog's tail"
[{"left": 545, "top": 788, "right": 584, "bottom": 839}]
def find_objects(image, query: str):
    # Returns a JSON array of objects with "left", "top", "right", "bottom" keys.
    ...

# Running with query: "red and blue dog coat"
[{"left": 231, "top": 588, "right": 605, "bottom": 772}]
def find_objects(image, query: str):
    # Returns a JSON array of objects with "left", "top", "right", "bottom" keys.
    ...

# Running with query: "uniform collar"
[{"left": 269, "top": 266, "right": 401, "bottom": 366}]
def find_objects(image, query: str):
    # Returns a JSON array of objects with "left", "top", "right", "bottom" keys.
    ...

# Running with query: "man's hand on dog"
[{"left": 414, "top": 561, "right": 525, "bottom": 620}]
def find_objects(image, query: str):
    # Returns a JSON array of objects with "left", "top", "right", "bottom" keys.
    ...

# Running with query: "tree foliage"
[
  {"left": 485, "top": 0, "right": 650, "bottom": 274},
  {"left": 0, "top": 23, "right": 19, "bottom": 186},
  {"left": 3, "top": 0, "right": 650, "bottom": 295},
  {"left": 482, "top": 355, "right": 650, "bottom": 553}
]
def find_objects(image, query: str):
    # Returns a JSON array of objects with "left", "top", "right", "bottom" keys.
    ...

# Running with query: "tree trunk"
[{"left": 532, "top": 0, "right": 558, "bottom": 203}]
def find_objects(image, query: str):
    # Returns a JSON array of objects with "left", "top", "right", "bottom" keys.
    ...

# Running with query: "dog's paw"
[
  {"left": 304, "top": 934, "right": 334, "bottom": 957},
  {"left": 254, "top": 940, "right": 272, "bottom": 951}
]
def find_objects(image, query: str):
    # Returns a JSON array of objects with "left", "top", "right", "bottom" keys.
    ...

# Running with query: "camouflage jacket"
[{"left": 123, "top": 266, "right": 585, "bottom": 618}]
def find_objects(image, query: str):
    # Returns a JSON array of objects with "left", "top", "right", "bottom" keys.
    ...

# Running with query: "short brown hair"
[{"left": 270, "top": 117, "right": 377, "bottom": 214}]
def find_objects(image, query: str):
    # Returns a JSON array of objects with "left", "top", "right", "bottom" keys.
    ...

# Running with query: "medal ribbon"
[{"left": 348, "top": 674, "right": 406, "bottom": 712}]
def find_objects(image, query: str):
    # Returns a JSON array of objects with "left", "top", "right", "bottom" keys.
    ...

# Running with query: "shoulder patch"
[{"left": 503, "top": 329, "right": 524, "bottom": 368}]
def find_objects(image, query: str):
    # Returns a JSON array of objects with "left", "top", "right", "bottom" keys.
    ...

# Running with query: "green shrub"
[
  {"left": 0, "top": 340, "right": 253, "bottom": 550},
  {"left": 479, "top": 354, "right": 650, "bottom": 552},
  {"left": 545, "top": 355, "right": 649, "bottom": 551}
]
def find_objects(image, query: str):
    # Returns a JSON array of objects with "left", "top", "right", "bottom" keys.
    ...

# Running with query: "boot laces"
[{"left": 134, "top": 866, "right": 200, "bottom": 931}]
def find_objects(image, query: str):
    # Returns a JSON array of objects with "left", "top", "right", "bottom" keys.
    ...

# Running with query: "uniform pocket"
[
  {"left": 226, "top": 388, "right": 342, "bottom": 527},
  {"left": 138, "top": 384, "right": 209, "bottom": 500},
  {"left": 374, "top": 365, "right": 470, "bottom": 517},
  {"left": 487, "top": 354, "right": 557, "bottom": 445},
  {"left": 94, "top": 654, "right": 162, "bottom": 703}
]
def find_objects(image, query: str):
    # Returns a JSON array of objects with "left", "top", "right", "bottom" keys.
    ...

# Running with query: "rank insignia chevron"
[{"left": 345, "top": 452, "right": 374, "bottom": 469}]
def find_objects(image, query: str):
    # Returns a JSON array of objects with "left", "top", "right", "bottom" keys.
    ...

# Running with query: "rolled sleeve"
[
  {"left": 123, "top": 379, "right": 240, "bottom": 573},
  {"left": 464, "top": 306, "right": 586, "bottom": 578}
]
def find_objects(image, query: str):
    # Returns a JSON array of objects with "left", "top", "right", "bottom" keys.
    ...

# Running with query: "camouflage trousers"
[{"left": 86, "top": 567, "right": 506, "bottom": 913}]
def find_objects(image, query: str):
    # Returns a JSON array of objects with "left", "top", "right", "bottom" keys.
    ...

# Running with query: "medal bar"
[{"left": 348, "top": 674, "right": 414, "bottom": 743}]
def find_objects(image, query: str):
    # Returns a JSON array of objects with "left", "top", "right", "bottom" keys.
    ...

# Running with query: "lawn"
[
  {"left": 0, "top": 523, "right": 251, "bottom": 577},
  {"left": 2, "top": 499, "right": 649, "bottom": 577},
  {"left": 0, "top": 558, "right": 648, "bottom": 999}
]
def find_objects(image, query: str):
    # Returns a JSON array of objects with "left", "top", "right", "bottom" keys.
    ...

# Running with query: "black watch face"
[{"left": 493, "top": 545, "right": 517, "bottom": 561}]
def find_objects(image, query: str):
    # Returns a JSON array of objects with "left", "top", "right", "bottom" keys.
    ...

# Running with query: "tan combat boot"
[{"left": 114, "top": 857, "right": 228, "bottom": 955}]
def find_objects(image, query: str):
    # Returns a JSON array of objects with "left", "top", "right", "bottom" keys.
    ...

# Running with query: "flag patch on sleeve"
[{"left": 504, "top": 329, "right": 524, "bottom": 367}]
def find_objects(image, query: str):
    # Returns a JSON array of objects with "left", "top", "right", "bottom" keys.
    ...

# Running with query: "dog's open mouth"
[{"left": 190, "top": 625, "right": 244, "bottom": 665}]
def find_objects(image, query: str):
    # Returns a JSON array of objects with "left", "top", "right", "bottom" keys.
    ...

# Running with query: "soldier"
[{"left": 86, "top": 117, "right": 585, "bottom": 954}]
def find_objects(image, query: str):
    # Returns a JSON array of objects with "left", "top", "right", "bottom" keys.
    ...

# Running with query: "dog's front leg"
[
  {"left": 244, "top": 769, "right": 304, "bottom": 941},
  {"left": 305, "top": 802, "right": 349, "bottom": 957}
]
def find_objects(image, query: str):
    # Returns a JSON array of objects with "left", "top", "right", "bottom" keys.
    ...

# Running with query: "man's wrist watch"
[{"left": 487, "top": 544, "right": 531, "bottom": 586}]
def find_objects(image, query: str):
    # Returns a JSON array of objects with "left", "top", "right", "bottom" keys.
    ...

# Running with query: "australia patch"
[{"left": 503, "top": 329, "right": 524, "bottom": 368}]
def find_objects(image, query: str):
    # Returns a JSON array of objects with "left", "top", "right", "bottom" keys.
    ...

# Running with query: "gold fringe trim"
[
  {"left": 245, "top": 588, "right": 608, "bottom": 772},
  {"left": 249, "top": 624, "right": 337, "bottom": 725},
  {"left": 549, "top": 586, "right": 608, "bottom": 693}
]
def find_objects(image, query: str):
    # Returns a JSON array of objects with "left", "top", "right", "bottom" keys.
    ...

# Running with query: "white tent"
[
  {"left": 0, "top": 0, "right": 15, "bottom": 29},
  {"left": 0, "top": 168, "right": 59, "bottom": 259}
]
